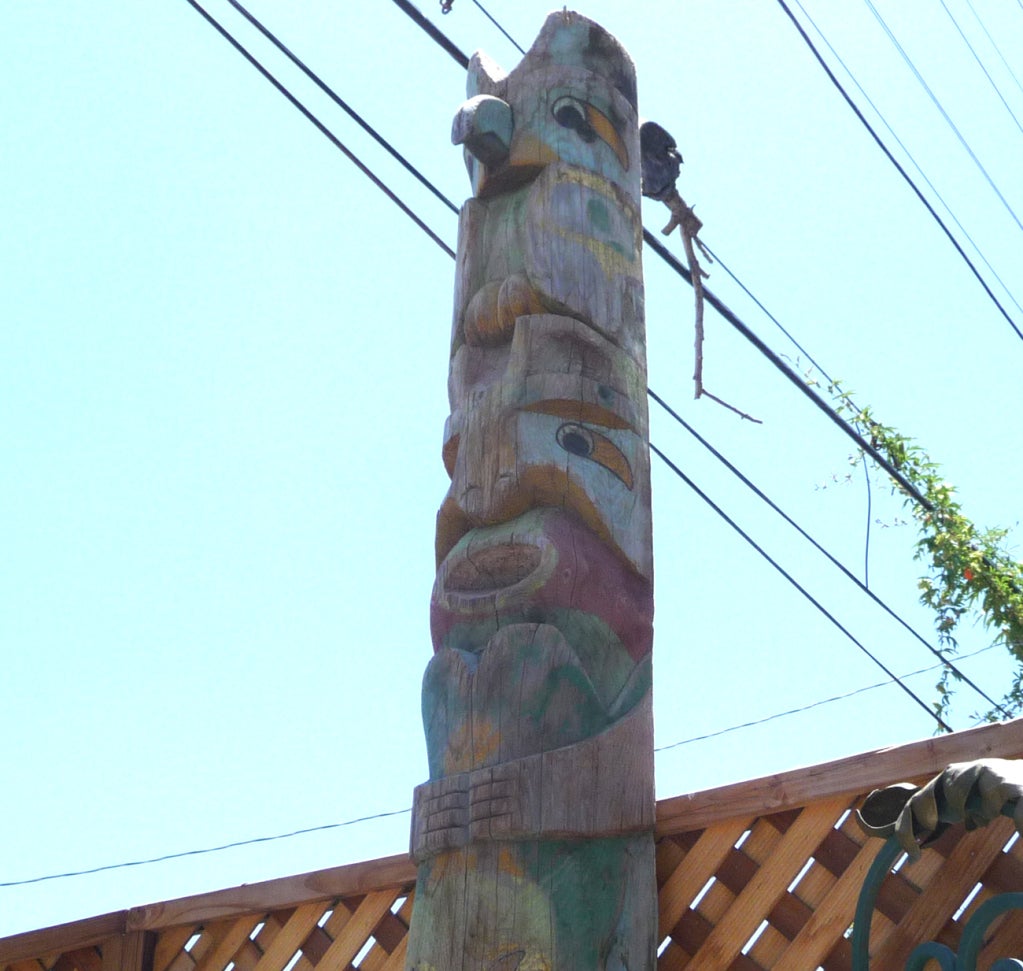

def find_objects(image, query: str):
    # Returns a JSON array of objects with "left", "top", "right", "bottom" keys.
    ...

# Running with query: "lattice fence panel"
[
  {"left": 141, "top": 888, "right": 414, "bottom": 971},
  {"left": 653, "top": 797, "right": 1023, "bottom": 970}
]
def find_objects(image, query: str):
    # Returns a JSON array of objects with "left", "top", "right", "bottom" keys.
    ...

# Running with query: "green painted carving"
[{"left": 406, "top": 11, "right": 655, "bottom": 969}]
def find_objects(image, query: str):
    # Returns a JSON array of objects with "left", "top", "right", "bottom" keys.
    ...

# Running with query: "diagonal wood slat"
[
  {"left": 314, "top": 892, "right": 396, "bottom": 971},
  {"left": 658, "top": 817, "right": 753, "bottom": 936},
  {"left": 771, "top": 835, "right": 878, "bottom": 971},
  {"left": 250, "top": 904, "right": 325, "bottom": 971},
  {"left": 689, "top": 795, "right": 851, "bottom": 970}
]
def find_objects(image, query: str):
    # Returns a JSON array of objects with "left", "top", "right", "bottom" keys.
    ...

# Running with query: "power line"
[
  {"left": 468, "top": 0, "right": 525, "bottom": 55},
  {"left": 187, "top": 0, "right": 963, "bottom": 732},
  {"left": 185, "top": 0, "right": 455, "bottom": 259},
  {"left": 861, "top": 0, "right": 1023, "bottom": 235},
  {"left": 394, "top": 0, "right": 469, "bottom": 68},
  {"left": 964, "top": 0, "right": 1023, "bottom": 103},
  {"left": 939, "top": 0, "right": 1023, "bottom": 138},
  {"left": 642, "top": 232, "right": 934, "bottom": 511},
  {"left": 647, "top": 387, "right": 1009, "bottom": 717},
  {"left": 655, "top": 645, "right": 997, "bottom": 753},
  {"left": 392, "top": 0, "right": 469, "bottom": 68},
  {"left": 0, "top": 810, "right": 413, "bottom": 889},
  {"left": 7, "top": 638, "right": 991, "bottom": 889},
  {"left": 789, "top": 0, "right": 1023, "bottom": 320},
  {"left": 224, "top": 0, "right": 458, "bottom": 216},
  {"left": 774, "top": 0, "right": 1023, "bottom": 344},
  {"left": 649, "top": 440, "right": 952, "bottom": 732}
]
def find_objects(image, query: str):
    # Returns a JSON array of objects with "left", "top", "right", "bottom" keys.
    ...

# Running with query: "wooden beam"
[
  {"left": 125, "top": 855, "right": 414, "bottom": 932},
  {"left": 655, "top": 717, "right": 1023, "bottom": 835},
  {"left": 0, "top": 915, "right": 127, "bottom": 966}
]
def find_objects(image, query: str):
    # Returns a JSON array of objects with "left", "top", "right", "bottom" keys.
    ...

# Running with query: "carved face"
[
  {"left": 436, "top": 314, "right": 651, "bottom": 582},
  {"left": 456, "top": 11, "right": 641, "bottom": 200}
]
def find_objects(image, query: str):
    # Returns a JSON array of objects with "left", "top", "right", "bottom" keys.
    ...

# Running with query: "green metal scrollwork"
[{"left": 851, "top": 758, "right": 1023, "bottom": 971}]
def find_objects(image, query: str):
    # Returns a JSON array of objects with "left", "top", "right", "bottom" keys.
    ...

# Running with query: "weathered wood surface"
[
  {"left": 6, "top": 721, "right": 1023, "bottom": 971},
  {"left": 656, "top": 717, "right": 1023, "bottom": 835},
  {"left": 407, "top": 10, "right": 655, "bottom": 970}
]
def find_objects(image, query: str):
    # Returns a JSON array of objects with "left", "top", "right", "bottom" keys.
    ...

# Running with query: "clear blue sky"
[{"left": 2, "top": 0, "right": 1022, "bottom": 939}]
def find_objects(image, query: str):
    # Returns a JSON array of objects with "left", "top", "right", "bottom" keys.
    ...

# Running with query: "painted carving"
[{"left": 406, "top": 12, "right": 655, "bottom": 970}]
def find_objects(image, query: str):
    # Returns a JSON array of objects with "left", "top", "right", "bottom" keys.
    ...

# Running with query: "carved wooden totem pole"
[{"left": 406, "top": 12, "right": 655, "bottom": 970}]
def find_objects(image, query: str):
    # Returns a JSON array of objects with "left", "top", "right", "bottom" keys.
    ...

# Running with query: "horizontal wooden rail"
[
  {"left": 656, "top": 716, "right": 1023, "bottom": 835},
  {"left": 3, "top": 717, "right": 1022, "bottom": 971}
]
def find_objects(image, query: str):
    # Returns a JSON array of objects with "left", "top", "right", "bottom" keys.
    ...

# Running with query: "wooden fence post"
[{"left": 406, "top": 11, "right": 656, "bottom": 970}]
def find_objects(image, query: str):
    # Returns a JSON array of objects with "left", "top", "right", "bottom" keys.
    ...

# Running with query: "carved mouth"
[{"left": 443, "top": 542, "right": 543, "bottom": 594}]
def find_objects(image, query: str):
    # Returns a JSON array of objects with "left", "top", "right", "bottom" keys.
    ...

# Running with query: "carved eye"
[
  {"left": 556, "top": 422, "right": 634, "bottom": 489},
  {"left": 551, "top": 96, "right": 597, "bottom": 143},
  {"left": 557, "top": 422, "right": 594, "bottom": 457}
]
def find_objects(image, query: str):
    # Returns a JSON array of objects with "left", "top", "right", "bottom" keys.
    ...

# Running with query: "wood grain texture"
[
  {"left": 656, "top": 716, "right": 1023, "bottom": 835},
  {"left": 687, "top": 796, "right": 851, "bottom": 971},
  {"left": 870, "top": 818, "right": 1016, "bottom": 968},
  {"left": 409, "top": 10, "right": 654, "bottom": 969},
  {"left": 0, "top": 916, "right": 127, "bottom": 967},
  {"left": 125, "top": 856, "right": 415, "bottom": 931}
]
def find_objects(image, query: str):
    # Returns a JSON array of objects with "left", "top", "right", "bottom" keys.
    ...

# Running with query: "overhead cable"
[
  {"left": 6, "top": 638, "right": 990, "bottom": 889},
  {"left": 468, "top": 0, "right": 525, "bottom": 55},
  {"left": 789, "top": 0, "right": 1023, "bottom": 319},
  {"left": 655, "top": 645, "right": 996, "bottom": 753},
  {"left": 185, "top": 0, "right": 455, "bottom": 259},
  {"left": 0, "top": 809, "right": 413, "bottom": 889},
  {"left": 938, "top": 0, "right": 1023, "bottom": 137},
  {"left": 649, "top": 441, "right": 952, "bottom": 733},
  {"left": 392, "top": 0, "right": 470, "bottom": 67},
  {"left": 861, "top": 0, "right": 1023, "bottom": 234},
  {"left": 186, "top": 0, "right": 971, "bottom": 730},
  {"left": 225, "top": 0, "right": 458, "bottom": 216},
  {"left": 648, "top": 387, "right": 1009, "bottom": 717},
  {"left": 964, "top": 0, "right": 1023, "bottom": 102},
  {"left": 775, "top": 0, "right": 1023, "bottom": 343},
  {"left": 642, "top": 232, "right": 933, "bottom": 511}
]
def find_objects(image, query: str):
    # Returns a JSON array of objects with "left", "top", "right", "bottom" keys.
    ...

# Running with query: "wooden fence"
[{"left": 3, "top": 719, "right": 1022, "bottom": 971}]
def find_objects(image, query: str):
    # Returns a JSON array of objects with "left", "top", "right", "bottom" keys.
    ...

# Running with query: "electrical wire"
[
  {"left": 392, "top": 0, "right": 470, "bottom": 68},
  {"left": 647, "top": 388, "right": 1009, "bottom": 717},
  {"left": 861, "top": 0, "right": 1023, "bottom": 235},
  {"left": 789, "top": 0, "right": 1023, "bottom": 320},
  {"left": 862, "top": 451, "right": 872, "bottom": 589},
  {"left": 701, "top": 242, "right": 836, "bottom": 384},
  {"left": 774, "top": 0, "right": 1023, "bottom": 343},
  {"left": 185, "top": 0, "right": 996, "bottom": 715},
  {"left": 185, "top": 0, "right": 455, "bottom": 259},
  {"left": 225, "top": 0, "right": 458, "bottom": 216},
  {"left": 964, "top": 0, "right": 1023, "bottom": 102},
  {"left": 0, "top": 810, "right": 413, "bottom": 889},
  {"left": 642, "top": 232, "right": 933, "bottom": 511},
  {"left": 655, "top": 645, "right": 997, "bottom": 753},
  {"left": 469, "top": 0, "right": 525, "bottom": 54},
  {"left": 6, "top": 640, "right": 995, "bottom": 889},
  {"left": 939, "top": 0, "right": 1023, "bottom": 138},
  {"left": 650, "top": 440, "right": 952, "bottom": 732}
]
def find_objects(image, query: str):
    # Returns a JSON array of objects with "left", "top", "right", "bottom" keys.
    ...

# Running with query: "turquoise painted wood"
[{"left": 405, "top": 11, "right": 656, "bottom": 971}]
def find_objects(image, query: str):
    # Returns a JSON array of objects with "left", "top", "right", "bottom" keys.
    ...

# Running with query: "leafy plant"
[{"left": 818, "top": 379, "right": 1023, "bottom": 722}]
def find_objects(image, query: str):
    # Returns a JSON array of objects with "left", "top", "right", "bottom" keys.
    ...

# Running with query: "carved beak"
[
  {"left": 585, "top": 103, "right": 629, "bottom": 170},
  {"left": 451, "top": 94, "right": 514, "bottom": 167}
]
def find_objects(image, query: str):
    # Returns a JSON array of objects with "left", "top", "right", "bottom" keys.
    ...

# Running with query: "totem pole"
[{"left": 406, "top": 12, "right": 655, "bottom": 970}]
